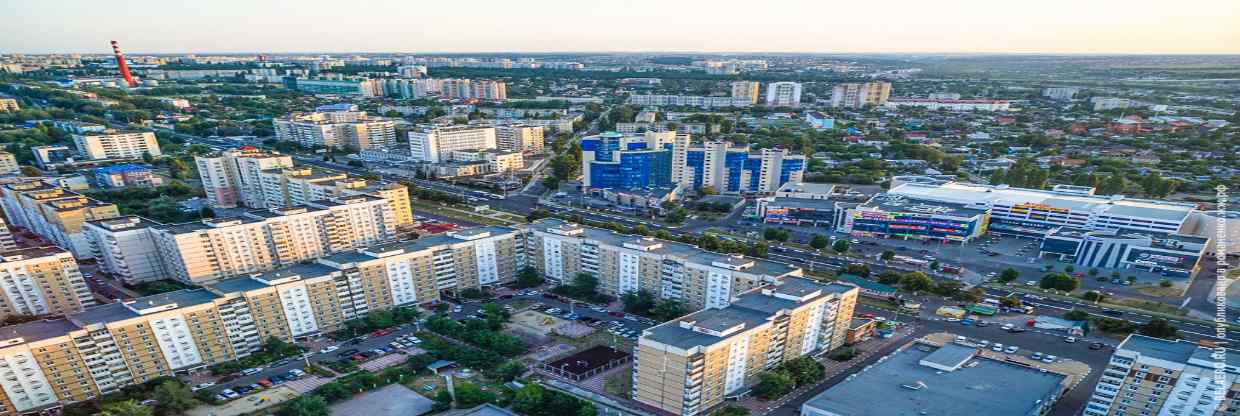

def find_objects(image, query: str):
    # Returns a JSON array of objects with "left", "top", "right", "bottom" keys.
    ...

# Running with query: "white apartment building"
[
  {"left": 627, "top": 95, "right": 755, "bottom": 108},
  {"left": 1043, "top": 87, "right": 1080, "bottom": 101},
  {"left": 448, "top": 150, "right": 524, "bottom": 173},
  {"left": 731, "top": 81, "right": 761, "bottom": 105},
  {"left": 152, "top": 196, "right": 396, "bottom": 284},
  {"left": 72, "top": 131, "right": 161, "bottom": 160},
  {"left": 272, "top": 111, "right": 396, "bottom": 150},
  {"left": 408, "top": 125, "right": 497, "bottom": 163},
  {"left": 496, "top": 124, "right": 545, "bottom": 153},
  {"left": 764, "top": 82, "right": 803, "bottom": 107},
  {"left": 0, "top": 247, "right": 95, "bottom": 319},
  {"left": 254, "top": 168, "right": 413, "bottom": 228},
  {"left": 83, "top": 216, "right": 167, "bottom": 284},
  {"left": 525, "top": 219, "right": 803, "bottom": 310},
  {"left": 195, "top": 148, "right": 294, "bottom": 208}
]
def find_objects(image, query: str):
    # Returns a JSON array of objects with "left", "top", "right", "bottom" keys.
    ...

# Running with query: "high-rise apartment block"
[
  {"left": 408, "top": 125, "right": 498, "bottom": 163},
  {"left": 196, "top": 148, "right": 295, "bottom": 209},
  {"left": 764, "top": 82, "right": 803, "bottom": 107},
  {"left": 273, "top": 110, "right": 397, "bottom": 151},
  {"left": 0, "top": 97, "right": 19, "bottom": 112},
  {"left": 438, "top": 79, "right": 507, "bottom": 101},
  {"left": 580, "top": 133, "right": 804, "bottom": 194},
  {"left": 496, "top": 124, "right": 545, "bottom": 153},
  {"left": 731, "top": 81, "right": 761, "bottom": 105},
  {"left": 84, "top": 216, "right": 167, "bottom": 284},
  {"left": 283, "top": 76, "right": 383, "bottom": 96},
  {"left": 524, "top": 218, "right": 803, "bottom": 310},
  {"left": 1084, "top": 334, "right": 1240, "bottom": 416},
  {"left": 688, "top": 141, "right": 806, "bottom": 194},
  {"left": 0, "top": 179, "right": 120, "bottom": 258},
  {"left": 830, "top": 82, "right": 892, "bottom": 108},
  {"left": 1043, "top": 87, "right": 1080, "bottom": 101},
  {"left": 152, "top": 196, "right": 397, "bottom": 285},
  {"left": 0, "top": 247, "right": 95, "bottom": 319},
  {"left": 634, "top": 278, "right": 859, "bottom": 416},
  {"left": 0, "top": 218, "right": 16, "bottom": 252},
  {"left": 72, "top": 131, "right": 161, "bottom": 161},
  {"left": 0, "top": 151, "right": 18, "bottom": 175}
]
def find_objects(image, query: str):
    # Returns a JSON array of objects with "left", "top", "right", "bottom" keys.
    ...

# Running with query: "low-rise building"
[
  {"left": 91, "top": 164, "right": 163, "bottom": 188},
  {"left": 72, "top": 130, "right": 161, "bottom": 161}
]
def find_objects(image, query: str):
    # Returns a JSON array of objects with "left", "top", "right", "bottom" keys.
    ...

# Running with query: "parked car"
[
  {"left": 320, "top": 345, "right": 340, "bottom": 354},
  {"left": 1042, "top": 354, "right": 1057, "bottom": 363},
  {"left": 1089, "top": 342, "right": 1106, "bottom": 350},
  {"left": 241, "top": 367, "right": 263, "bottom": 376},
  {"left": 1065, "top": 336, "right": 1077, "bottom": 343},
  {"left": 1030, "top": 352, "right": 1043, "bottom": 360},
  {"left": 192, "top": 382, "right": 216, "bottom": 391},
  {"left": 256, "top": 379, "right": 273, "bottom": 387},
  {"left": 1004, "top": 345, "right": 1019, "bottom": 354}
]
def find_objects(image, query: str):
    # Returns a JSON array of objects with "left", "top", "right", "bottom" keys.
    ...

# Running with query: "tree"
[
  {"left": 102, "top": 401, "right": 153, "bottom": 416},
  {"left": 622, "top": 290, "right": 656, "bottom": 314},
  {"left": 278, "top": 395, "right": 328, "bottom": 416},
  {"left": 899, "top": 272, "right": 933, "bottom": 292},
  {"left": 929, "top": 260, "right": 940, "bottom": 271},
  {"left": 998, "top": 268, "right": 1020, "bottom": 283},
  {"left": 810, "top": 235, "right": 829, "bottom": 250},
  {"left": 513, "top": 384, "right": 546, "bottom": 415},
  {"left": 1040, "top": 273, "right": 1080, "bottom": 292},
  {"left": 1088, "top": 268, "right": 1100, "bottom": 277},
  {"left": 1082, "top": 290, "right": 1106, "bottom": 302},
  {"left": 1159, "top": 279, "right": 1173, "bottom": 288},
  {"left": 152, "top": 380, "right": 196, "bottom": 416},
  {"left": 454, "top": 382, "right": 496, "bottom": 407},
  {"left": 527, "top": 209, "right": 552, "bottom": 223},
  {"left": 781, "top": 357, "right": 825, "bottom": 386},
  {"left": 753, "top": 371, "right": 795, "bottom": 399},
  {"left": 832, "top": 239, "right": 850, "bottom": 254},
  {"left": 432, "top": 390, "right": 453, "bottom": 411},
  {"left": 1063, "top": 309, "right": 1090, "bottom": 321},
  {"left": 876, "top": 271, "right": 903, "bottom": 285},
  {"left": 1139, "top": 318, "right": 1179, "bottom": 339},
  {"left": 516, "top": 266, "right": 544, "bottom": 288},
  {"left": 880, "top": 250, "right": 896, "bottom": 261},
  {"left": 495, "top": 360, "right": 527, "bottom": 382},
  {"left": 651, "top": 299, "right": 685, "bottom": 321}
]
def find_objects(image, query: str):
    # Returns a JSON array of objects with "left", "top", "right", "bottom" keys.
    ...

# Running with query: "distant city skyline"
[{"left": 4, "top": 0, "right": 1239, "bottom": 54}]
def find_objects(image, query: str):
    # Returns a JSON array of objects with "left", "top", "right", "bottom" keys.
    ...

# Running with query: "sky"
[{"left": 4, "top": 0, "right": 1239, "bottom": 55}]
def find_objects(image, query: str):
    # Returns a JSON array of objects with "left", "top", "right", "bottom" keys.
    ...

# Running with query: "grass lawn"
[
  {"left": 1134, "top": 285, "right": 1185, "bottom": 298},
  {"left": 1110, "top": 297, "right": 1187, "bottom": 316},
  {"left": 603, "top": 368, "right": 633, "bottom": 399}
]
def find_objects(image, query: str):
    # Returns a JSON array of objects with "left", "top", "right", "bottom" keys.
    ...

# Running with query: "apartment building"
[
  {"left": 731, "top": 81, "right": 761, "bottom": 105},
  {"left": 0, "top": 180, "right": 120, "bottom": 258},
  {"left": 496, "top": 124, "right": 545, "bottom": 153},
  {"left": 1084, "top": 334, "right": 1240, "bottom": 416},
  {"left": 195, "top": 148, "right": 294, "bottom": 209},
  {"left": 0, "top": 98, "right": 18, "bottom": 112},
  {"left": 438, "top": 79, "right": 507, "bottom": 101},
  {"left": 151, "top": 196, "right": 396, "bottom": 284},
  {"left": 0, "top": 218, "right": 15, "bottom": 252},
  {"left": 408, "top": 125, "right": 498, "bottom": 163},
  {"left": 83, "top": 216, "right": 167, "bottom": 284},
  {"left": 764, "top": 82, "right": 803, "bottom": 107},
  {"left": 0, "top": 151, "right": 17, "bottom": 175},
  {"left": 525, "top": 219, "right": 803, "bottom": 310},
  {"left": 71, "top": 131, "right": 161, "bottom": 161},
  {"left": 272, "top": 111, "right": 397, "bottom": 150},
  {"left": 255, "top": 169, "right": 414, "bottom": 228},
  {"left": 689, "top": 141, "right": 806, "bottom": 194},
  {"left": 829, "top": 82, "right": 892, "bottom": 108},
  {"left": 633, "top": 278, "right": 859, "bottom": 416},
  {"left": 447, "top": 150, "right": 524, "bottom": 173},
  {"left": 0, "top": 247, "right": 94, "bottom": 320}
]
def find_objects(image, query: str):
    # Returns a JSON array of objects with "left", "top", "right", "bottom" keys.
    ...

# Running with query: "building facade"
[
  {"left": 731, "top": 81, "right": 761, "bottom": 105},
  {"left": 496, "top": 124, "right": 545, "bottom": 153},
  {"left": 0, "top": 179, "right": 120, "bottom": 258},
  {"left": 72, "top": 131, "right": 161, "bottom": 161},
  {"left": 408, "top": 125, "right": 498, "bottom": 163},
  {"left": 634, "top": 278, "right": 858, "bottom": 416},
  {"left": 1084, "top": 334, "right": 1240, "bottom": 416},
  {"left": 764, "top": 82, "right": 803, "bottom": 107},
  {"left": 195, "top": 148, "right": 295, "bottom": 209},
  {"left": 829, "top": 82, "right": 892, "bottom": 108},
  {"left": 272, "top": 111, "right": 397, "bottom": 151},
  {"left": 0, "top": 247, "right": 94, "bottom": 320}
]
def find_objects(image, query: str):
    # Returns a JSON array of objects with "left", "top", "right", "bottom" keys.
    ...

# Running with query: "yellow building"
[
  {"left": 0, "top": 247, "right": 94, "bottom": 320},
  {"left": 633, "top": 278, "right": 859, "bottom": 416}
]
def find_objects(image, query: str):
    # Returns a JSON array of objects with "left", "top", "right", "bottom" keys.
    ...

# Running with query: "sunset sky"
[{"left": 5, "top": 0, "right": 1238, "bottom": 54}]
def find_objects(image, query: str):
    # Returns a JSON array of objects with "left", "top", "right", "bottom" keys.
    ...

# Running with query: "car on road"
[
  {"left": 991, "top": 343, "right": 1003, "bottom": 352},
  {"left": 1030, "top": 352, "right": 1043, "bottom": 360},
  {"left": 1001, "top": 323, "right": 1015, "bottom": 331},
  {"left": 975, "top": 320, "right": 988, "bottom": 327},
  {"left": 241, "top": 367, "right": 263, "bottom": 376},
  {"left": 1101, "top": 309, "right": 1124, "bottom": 317},
  {"left": 257, "top": 379, "right": 273, "bottom": 387},
  {"left": 960, "top": 319, "right": 975, "bottom": 326},
  {"left": 954, "top": 335, "right": 967, "bottom": 344},
  {"left": 1042, "top": 354, "right": 1057, "bottom": 363},
  {"left": 1065, "top": 336, "right": 1077, "bottom": 343},
  {"left": 289, "top": 369, "right": 306, "bottom": 377},
  {"left": 320, "top": 345, "right": 339, "bottom": 354},
  {"left": 220, "top": 389, "right": 240, "bottom": 399},
  {"left": 192, "top": 382, "right": 216, "bottom": 391},
  {"left": 978, "top": 340, "right": 990, "bottom": 348},
  {"left": 1004, "top": 345, "right": 1019, "bottom": 354},
  {"left": 1090, "top": 342, "right": 1106, "bottom": 350},
  {"left": 337, "top": 349, "right": 360, "bottom": 357}
]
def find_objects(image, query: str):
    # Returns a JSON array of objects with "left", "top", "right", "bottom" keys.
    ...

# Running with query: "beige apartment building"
[
  {"left": 1085, "top": 334, "right": 1240, "bottom": 416},
  {"left": 195, "top": 148, "right": 295, "bottom": 209},
  {"left": 255, "top": 168, "right": 413, "bottom": 228},
  {"left": 634, "top": 278, "right": 859, "bottom": 416},
  {"left": 524, "top": 219, "right": 803, "bottom": 310},
  {"left": 0, "top": 98, "right": 19, "bottom": 112},
  {"left": 272, "top": 111, "right": 397, "bottom": 150},
  {"left": 151, "top": 195, "right": 397, "bottom": 285},
  {"left": 0, "top": 151, "right": 18, "bottom": 175},
  {"left": 71, "top": 131, "right": 161, "bottom": 161},
  {"left": 496, "top": 124, "right": 545, "bottom": 153},
  {"left": 0, "top": 179, "right": 120, "bottom": 258},
  {"left": 829, "top": 82, "right": 892, "bottom": 108},
  {"left": 730, "top": 81, "right": 761, "bottom": 105},
  {"left": 0, "top": 247, "right": 94, "bottom": 320}
]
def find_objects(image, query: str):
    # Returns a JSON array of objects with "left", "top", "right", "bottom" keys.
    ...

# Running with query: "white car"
[
  {"left": 991, "top": 343, "right": 1004, "bottom": 352},
  {"left": 1001, "top": 323, "right": 1015, "bottom": 331},
  {"left": 1065, "top": 336, "right": 1077, "bottom": 343},
  {"left": 978, "top": 340, "right": 990, "bottom": 348},
  {"left": 192, "top": 382, "right": 216, "bottom": 391},
  {"left": 1004, "top": 345, "right": 1019, "bottom": 354},
  {"left": 1042, "top": 355, "right": 1057, "bottom": 363},
  {"left": 319, "top": 345, "right": 339, "bottom": 354}
]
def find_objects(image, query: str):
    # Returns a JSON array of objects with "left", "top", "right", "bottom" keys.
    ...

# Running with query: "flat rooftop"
[
  {"left": 643, "top": 278, "right": 856, "bottom": 350},
  {"left": 0, "top": 319, "right": 81, "bottom": 343},
  {"left": 889, "top": 181, "right": 1196, "bottom": 223},
  {"left": 1118, "top": 334, "right": 1240, "bottom": 369},
  {"left": 803, "top": 341, "right": 1067, "bottom": 416},
  {"left": 862, "top": 193, "right": 988, "bottom": 218}
]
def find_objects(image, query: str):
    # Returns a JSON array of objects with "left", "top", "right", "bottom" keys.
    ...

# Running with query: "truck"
[{"left": 936, "top": 306, "right": 967, "bottom": 319}]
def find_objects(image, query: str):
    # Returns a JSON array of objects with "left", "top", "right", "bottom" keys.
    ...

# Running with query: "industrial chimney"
[{"left": 110, "top": 40, "right": 137, "bottom": 87}]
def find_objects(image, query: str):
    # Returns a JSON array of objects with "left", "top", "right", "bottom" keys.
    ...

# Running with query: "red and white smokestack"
[{"left": 111, "top": 40, "right": 138, "bottom": 87}]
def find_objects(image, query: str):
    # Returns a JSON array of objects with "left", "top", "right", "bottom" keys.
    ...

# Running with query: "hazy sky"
[{"left": 5, "top": 0, "right": 1239, "bottom": 54}]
